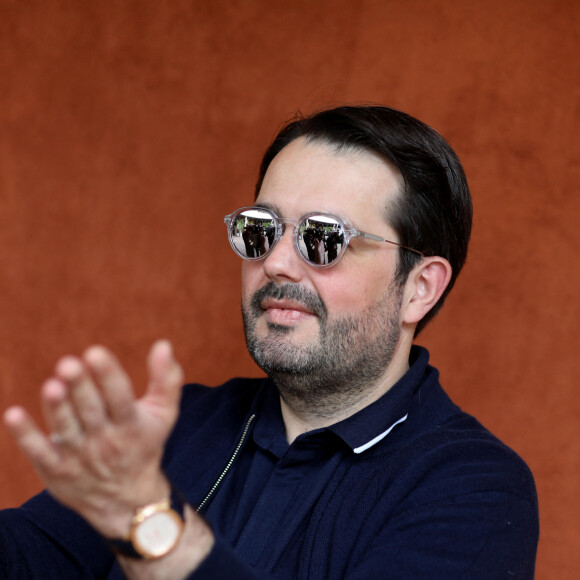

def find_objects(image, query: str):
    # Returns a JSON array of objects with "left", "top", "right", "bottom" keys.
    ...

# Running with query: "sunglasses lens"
[
  {"left": 228, "top": 208, "right": 276, "bottom": 259},
  {"left": 297, "top": 215, "right": 346, "bottom": 266}
]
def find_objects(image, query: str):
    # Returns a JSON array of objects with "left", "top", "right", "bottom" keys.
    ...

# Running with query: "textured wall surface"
[{"left": 0, "top": 1, "right": 577, "bottom": 577}]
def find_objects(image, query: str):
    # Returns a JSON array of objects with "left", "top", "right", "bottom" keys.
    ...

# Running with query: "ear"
[{"left": 401, "top": 257, "right": 452, "bottom": 326}]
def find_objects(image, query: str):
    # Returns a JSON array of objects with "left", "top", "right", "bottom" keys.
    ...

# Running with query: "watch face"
[{"left": 133, "top": 510, "right": 183, "bottom": 559}]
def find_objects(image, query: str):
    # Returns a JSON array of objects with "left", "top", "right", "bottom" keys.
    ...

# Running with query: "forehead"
[{"left": 256, "top": 138, "right": 402, "bottom": 225}]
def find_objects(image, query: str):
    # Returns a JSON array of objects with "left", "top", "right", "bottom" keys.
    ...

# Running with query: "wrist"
[
  {"left": 89, "top": 471, "right": 172, "bottom": 539},
  {"left": 107, "top": 486, "right": 186, "bottom": 560},
  {"left": 118, "top": 505, "right": 216, "bottom": 580}
]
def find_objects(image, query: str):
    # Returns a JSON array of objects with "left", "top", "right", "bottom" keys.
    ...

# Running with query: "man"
[
  {"left": 241, "top": 223, "right": 257, "bottom": 257},
  {"left": 326, "top": 225, "right": 340, "bottom": 262},
  {"left": 1, "top": 105, "right": 539, "bottom": 578}
]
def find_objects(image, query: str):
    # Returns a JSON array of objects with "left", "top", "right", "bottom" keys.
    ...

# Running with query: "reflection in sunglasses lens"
[
  {"left": 232, "top": 209, "right": 276, "bottom": 259},
  {"left": 298, "top": 215, "right": 344, "bottom": 266}
]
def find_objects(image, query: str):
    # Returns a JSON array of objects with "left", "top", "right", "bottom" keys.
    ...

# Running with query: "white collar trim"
[{"left": 353, "top": 414, "right": 409, "bottom": 454}]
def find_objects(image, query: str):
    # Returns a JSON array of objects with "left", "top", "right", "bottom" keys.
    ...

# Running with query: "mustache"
[{"left": 249, "top": 282, "right": 327, "bottom": 320}]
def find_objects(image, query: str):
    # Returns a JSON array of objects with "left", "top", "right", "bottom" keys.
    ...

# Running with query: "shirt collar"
[
  {"left": 326, "top": 345, "right": 431, "bottom": 453},
  {"left": 253, "top": 345, "right": 432, "bottom": 456}
]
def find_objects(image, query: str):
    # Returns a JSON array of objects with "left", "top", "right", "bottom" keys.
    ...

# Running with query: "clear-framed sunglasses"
[{"left": 224, "top": 206, "right": 424, "bottom": 269}]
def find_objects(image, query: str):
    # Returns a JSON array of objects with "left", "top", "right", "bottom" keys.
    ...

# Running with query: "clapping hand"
[{"left": 3, "top": 340, "right": 184, "bottom": 539}]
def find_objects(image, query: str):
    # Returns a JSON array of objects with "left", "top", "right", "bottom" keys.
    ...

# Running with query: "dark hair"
[{"left": 255, "top": 105, "right": 472, "bottom": 334}]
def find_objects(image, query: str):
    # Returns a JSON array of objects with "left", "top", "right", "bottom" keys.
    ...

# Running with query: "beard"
[{"left": 242, "top": 281, "right": 403, "bottom": 416}]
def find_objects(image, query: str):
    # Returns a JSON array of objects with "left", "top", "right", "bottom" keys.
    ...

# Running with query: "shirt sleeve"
[
  {"left": 0, "top": 491, "right": 115, "bottom": 579},
  {"left": 0, "top": 491, "right": 272, "bottom": 580},
  {"left": 0, "top": 485, "right": 538, "bottom": 580}
]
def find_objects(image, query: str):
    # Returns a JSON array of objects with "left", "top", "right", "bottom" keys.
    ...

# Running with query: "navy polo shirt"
[
  {"left": 189, "top": 347, "right": 538, "bottom": 578},
  {"left": 0, "top": 347, "right": 539, "bottom": 579},
  {"left": 205, "top": 351, "right": 416, "bottom": 564}
]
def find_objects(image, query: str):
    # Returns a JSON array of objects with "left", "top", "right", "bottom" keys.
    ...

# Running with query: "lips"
[
  {"left": 261, "top": 298, "right": 316, "bottom": 324},
  {"left": 261, "top": 298, "right": 314, "bottom": 314},
  {"left": 248, "top": 281, "right": 328, "bottom": 324}
]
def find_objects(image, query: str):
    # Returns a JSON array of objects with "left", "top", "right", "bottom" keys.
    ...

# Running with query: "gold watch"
[{"left": 107, "top": 488, "right": 186, "bottom": 560}]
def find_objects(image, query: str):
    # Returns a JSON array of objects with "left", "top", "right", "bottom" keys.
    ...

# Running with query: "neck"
[{"left": 278, "top": 343, "right": 411, "bottom": 444}]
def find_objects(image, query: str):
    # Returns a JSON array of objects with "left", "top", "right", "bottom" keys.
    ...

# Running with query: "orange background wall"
[{"left": 0, "top": 1, "right": 577, "bottom": 577}]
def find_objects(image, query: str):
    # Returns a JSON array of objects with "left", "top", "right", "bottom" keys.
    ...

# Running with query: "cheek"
[
  {"left": 319, "top": 266, "right": 393, "bottom": 316},
  {"left": 241, "top": 262, "right": 262, "bottom": 304},
  {"left": 320, "top": 282, "right": 362, "bottom": 315},
  {"left": 308, "top": 272, "right": 359, "bottom": 316}
]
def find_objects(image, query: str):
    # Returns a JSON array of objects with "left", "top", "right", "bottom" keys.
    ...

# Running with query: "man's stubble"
[{"left": 242, "top": 280, "right": 403, "bottom": 417}]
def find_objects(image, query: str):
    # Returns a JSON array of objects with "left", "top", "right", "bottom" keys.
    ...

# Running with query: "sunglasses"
[{"left": 224, "top": 206, "right": 424, "bottom": 269}]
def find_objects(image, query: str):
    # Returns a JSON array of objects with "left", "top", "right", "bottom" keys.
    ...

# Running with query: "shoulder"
[
  {"left": 174, "top": 376, "right": 268, "bottom": 431},
  {"left": 361, "top": 372, "right": 537, "bottom": 507},
  {"left": 374, "top": 400, "right": 538, "bottom": 514},
  {"left": 165, "top": 376, "right": 267, "bottom": 446},
  {"left": 348, "top": 414, "right": 539, "bottom": 578}
]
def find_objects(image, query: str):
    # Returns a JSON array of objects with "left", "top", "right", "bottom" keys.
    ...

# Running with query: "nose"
[{"left": 261, "top": 225, "right": 306, "bottom": 283}]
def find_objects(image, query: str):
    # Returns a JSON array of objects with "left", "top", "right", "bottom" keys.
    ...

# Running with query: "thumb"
[{"left": 145, "top": 340, "right": 184, "bottom": 412}]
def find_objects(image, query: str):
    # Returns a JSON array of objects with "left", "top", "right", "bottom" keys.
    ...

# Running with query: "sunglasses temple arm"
[
  {"left": 357, "top": 231, "right": 424, "bottom": 257},
  {"left": 356, "top": 231, "right": 385, "bottom": 242}
]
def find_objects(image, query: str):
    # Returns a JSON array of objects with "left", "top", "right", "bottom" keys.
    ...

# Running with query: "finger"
[
  {"left": 82, "top": 345, "right": 136, "bottom": 424},
  {"left": 145, "top": 340, "right": 184, "bottom": 413},
  {"left": 55, "top": 355, "right": 107, "bottom": 433},
  {"left": 40, "top": 378, "right": 84, "bottom": 447},
  {"left": 3, "top": 406, "right": 60, "bottom": 470}
]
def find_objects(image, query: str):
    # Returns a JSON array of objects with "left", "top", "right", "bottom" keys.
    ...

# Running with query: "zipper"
[{"left": 196, "top": 413, "right": 257, "bottom": 513}]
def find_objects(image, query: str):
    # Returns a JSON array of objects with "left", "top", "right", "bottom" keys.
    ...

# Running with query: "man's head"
[
  {"left": 234, "top": 105, "right": 471, "bottom": 410},
  {"left": 255, "top": 105, "right": 472, "bottom": 335}
]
